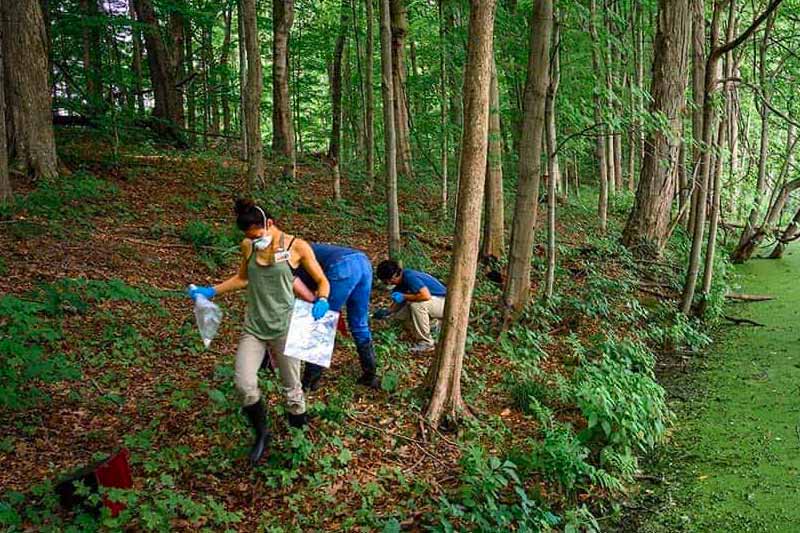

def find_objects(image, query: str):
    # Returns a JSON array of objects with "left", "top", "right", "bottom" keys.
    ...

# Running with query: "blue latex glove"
[
  {"left": 312, "top": 297, "right": 330, "bottom": 320},
  {"left": 391, "top": 292, "right": 405, "bottom": 304},
  {"left": 372, "top": 308, "right": 391, "bottom": 320},
  {"left": 188, "top": 285, "right": 216, "bottom": 301}
]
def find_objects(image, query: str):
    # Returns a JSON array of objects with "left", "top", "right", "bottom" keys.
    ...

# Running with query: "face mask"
[{"left": 252, "top": 206, "right": 273, "bottom": 251}]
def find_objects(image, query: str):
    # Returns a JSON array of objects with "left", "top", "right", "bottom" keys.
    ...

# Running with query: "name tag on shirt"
[{"left": 274, "top": 250, "right": 291, "bottom": 263}]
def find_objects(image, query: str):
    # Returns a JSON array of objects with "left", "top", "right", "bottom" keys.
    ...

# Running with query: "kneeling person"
[{"left": 375, "top": 260, "right": 447, "bottom": 354}]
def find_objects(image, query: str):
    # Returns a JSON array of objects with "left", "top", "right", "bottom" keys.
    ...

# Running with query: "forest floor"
[
  {"left": 627, "top": 249, "right": 800, "bottom": 532},
  {"left": 0, "top": 130, "right": 733, "bottom": 531}
]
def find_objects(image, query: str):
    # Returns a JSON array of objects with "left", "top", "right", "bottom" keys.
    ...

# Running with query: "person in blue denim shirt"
[{"left": 293, "top": 243, "right": 380, "bottom": 391}]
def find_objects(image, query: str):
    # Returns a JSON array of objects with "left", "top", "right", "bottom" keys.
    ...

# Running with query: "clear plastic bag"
[{"left": 190, "top": 285, "right": 222, "bottom": 348}]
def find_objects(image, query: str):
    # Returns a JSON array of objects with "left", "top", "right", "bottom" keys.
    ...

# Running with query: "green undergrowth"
[{"left": 0, "top": 144, "right": 730, "bottom": 531}]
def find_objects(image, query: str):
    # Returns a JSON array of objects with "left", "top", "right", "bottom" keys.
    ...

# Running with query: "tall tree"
[
  {"left": 502, "top": 0, "right": 552, "bottom": 318},
  {"left": 132, "top": 0, "right": 183, "bottom": 139},
  {"left": 621, "top": 0, "right": 690, "bottom": 256},
  {"left": 238, "top": 0, "right": 248, "bottom": 161},
  {"left": 220, "top": 6, "right": 234, "bottom": 134},
  {"left": 482, "top": 57, "right": 504, "bottom": 261},
  {"left": 439, "top": 0, "right": 448, "bottom": 214},
  {"left": 365, "top": 0, "right": 375, "bottom": 189},
  {"left": 589, "top": 0, "right": 608, "bottom": 231},
  {"left": 425, "top": 0, "right": 496, "bottom": 429},
  {"left": 544, "top": 10, "right": 561, "bottom": 299},
  {"left": 330, "top": 0, "right": 349, "bottom": 201},
  {"left": 130, "top": 0, "right": 145, "bottom": 114},
  {"left": 1, "top": 0, "right": 58, "bottom": 180},
  {"left": 379, "top": 0, "right": 401, "bottom": 257},
  {"left": 242, "top": 0, "right": 263, "bottom": 188},
  {"left": 0, "top": 28, "right": 8, "bottom": 205},
  {"left": 273, "top": 0, "right": 296, "bottom": 179},
  {"left": 689, "top": 0, "right": 705, "bottom": 230},
  {"left": 390, "top": 0, "right": 413, "bottom": 177},
  {"left": 81, "top": 0, "right": 102, "bottom": 111},
  {"left": 681, "top": 0, "right": 784, "bottom": 314}
]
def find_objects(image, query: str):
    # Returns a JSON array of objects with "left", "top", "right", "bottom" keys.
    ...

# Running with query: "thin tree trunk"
[
  {"left": 502, "top": 0, "right": 552, "bottom": 319},
  {"left": 366, "top": 0, "right": 375, "bottom": 189},
  {"left": 621, "top": 0, "right": 690, "bottom": 256},
  {"left": 482, "top": 57, "right": 504, "bottom": 261},
  {"left": 589, "top": 0, "right": 608, "bottom": 231},
  {"left": 0, "top": 30, "right": 9, "bottom": 205},
  {"left": 242, "top": 0, "right": 264, "bottom": 189},
  {"left": 439, "top": 0, "right": 448, "bottom": 214},
  {"left": 769, "top": 206, "right": 800, "bottom": 258},
  {"left": 185, "top": 19, "right": 196, "bottom": 145},
  {"left": 680, "top": 0, "right": 784, "bottom": 314},
  {"left": 390, "top": 0, "right": 413, "bottom": 178},
  {"left": 273, "top": 0, "right": 296, "bottom": 178},
  {"left": 689, "top": 0, "right": 705, "bottom": 231},
  {"left": 1, "top": 0, "right": 58, "bottom": 180},
  {"left": 330, "top": 0, "right": 349, "bottom": 201},
  {"left": 425, "top": 0, "right": 496, "bottom": 429},
  {"left": 169, "top": 9, "right": 185, "bottom": 128},
  {"left": 238, "top": 0, "right": 248, "bottom": 161},
  {"left": 130, "top": 0, "right": 145, "bottom": 114},
  {"left": 544, "top": 10, "right": 560, "bottom": 299},
  {"left": 379, "top": 0, "right": 401, "bottom": 257},
  {"left": 221, "top": 6, "right": 233, "bottom": 134}
]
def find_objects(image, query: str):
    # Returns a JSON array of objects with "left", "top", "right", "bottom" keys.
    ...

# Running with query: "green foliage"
[
  {"left": 180, "top": 220, "right": 240, "bottom": 270},
  {"left": 433, "top": 445, "right": 561, "bottom": 532}
]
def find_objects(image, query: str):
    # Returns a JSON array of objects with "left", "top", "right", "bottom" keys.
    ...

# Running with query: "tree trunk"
[
  {"left": 589, "top": 0, "right": 608, "bottom": 231},
  {"left": 185, "top": 19, "right": 196, "bottom": 145},
  {"left": 680, "top": 0, "right": 783, "bottom": 314},
  {"left": 688, "top": 0, "right": 705, "bottom": 230},
  {"left": 621, "top": 0, "right": 690, "bottom": 256},
  {"left": 544, "top": 10, "right": 560, "bottom": 299},
  {"left": 130, "top": 0, "right": 145, "bottom": 114},
  {"left": 81, "top": 0, "right": 102, "bottom": 111},
  {"left": 330, "top": 0, "right": 349, "bottom": 201},
  {"left": 425, "top": 0, "right": 496, "bottom": 429},
  {"left": 546, "top": 15, "right": 561, "bottom": 200},
  {"left": 238, "top": 0, "right": 248, "bottom": 161},
  {"left": 242, "top": 0, "right": 264, "bottom": 189},
  {"left": 390, "top": 0, "right": 413, "bottom": 177},
  {"left": 0, "top": 30, "right": 9, "bottom": 205},
  {"left": 366, "top": 0, "right": 375, "bottom": 189},
  {"left": 502, "top": 0, "right": 552, "bottom": 318},
  {"left": 132, "top": 0, "right": 183, "bottom": 140},
  {"left": 169, "top": 9, "right": 185, "bottom": 128},
  {"left": 1, "top": 0, "right": 58, "bottom": 180},
  {"left": 482, "top": 57, "right": 504, "bottom": 261},
  {"left": 273, "top": 0, "right": 296, "bottom": 179},
  {"left": 221, "top": 6, "right": 233, "bottom": 134},
  {"left": 732, "top": 12, "right": 776, "bottom": 261},
  {"left": 439, "top": 0, "right": 448, "bottom": 214},
  {"left": 379, "top": 0, "right": 401, "bottom": 257},
  {"left": 769, "top": 206, "right": 800, "bottom": 258}
]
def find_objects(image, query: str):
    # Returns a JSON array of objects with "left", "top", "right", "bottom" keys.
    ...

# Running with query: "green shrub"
[{"left": 180, "top": 220, "right": 240, "bottom": 270}]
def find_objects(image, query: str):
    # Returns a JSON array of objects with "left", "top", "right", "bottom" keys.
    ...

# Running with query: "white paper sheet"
[{"left": 284, "top": 300, "right": 339, "bottom": 368}]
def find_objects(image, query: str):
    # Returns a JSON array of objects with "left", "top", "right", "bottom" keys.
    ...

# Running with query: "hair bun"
[{"left": 234, "top": 198, "right": 255, "bottom": 215}]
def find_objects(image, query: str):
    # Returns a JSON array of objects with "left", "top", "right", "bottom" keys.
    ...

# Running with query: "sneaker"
[{"left": 409, "top": 342, "right": 436, "bottom": 354}]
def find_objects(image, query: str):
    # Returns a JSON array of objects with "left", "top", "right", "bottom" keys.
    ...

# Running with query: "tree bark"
[
  {"left": 132, "top": 0, "right": 183, "bottom": 140},
  {"left": 242, "top": 0, "right": 264, "bottom": 189},
  {"left": 482, "top": 57, "right": 504, "bottom": 261},
  {"left": 185, "top": 18, "right": 196, "bottom": 144},
  {"left": 589, "top": 0, "right": 608, "bottom": 231},
  {"left": 502, "top": 0, "right": 552, "bottom": 318},
  {"left": 330, "top": 0, "right": 349, "bottom": 202},
  {"left": 81, "top": 0, "right": 102, "bottom": 111},
  {"left": 221, "top": 5, "right": 233, "bottom": 134},
  {"left": 1, "top": 0, "right": 58, "bottom": 180},
  {"left": 379, "top": 0, "right": 401, "bottom": 257},
  {"left": 769, "top": 206, "right": 800, "bottom": 258},
  {"left": 0, "top": 30, "right": 9, "bottom": 205},
  {"left": 273, "top": 0, "right": 296, "bottom": 179},
  {"left": 439, "top": 0, "right": 448, "bottom": 215},
  {"left": 366, "top": 0, "right": 376, "bottom": 189},
  {"left": 621, "top": 0, "right": 690, "bottom": 256},
  {"left": 390, "top": 0, "right": 413, "bottom": 177},
  {"left": 544, "top": 11, "right": 560, "bottom": 299},
  {"left": 688, "top": 0, "right": 705, "bottom": 230},
  {"left": 425, "top": 0, "right": 496, "bottom": 429},
  {"left": 238, "top": 0, "right": 248, "bottom": 161},
  {"left": 130, "top": 0, "right": 145, "bottom": 114}
]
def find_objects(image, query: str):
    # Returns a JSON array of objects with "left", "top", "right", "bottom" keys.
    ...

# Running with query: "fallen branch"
[
  {"left": 723, "top": 315, "right": 765, "bottom": 327},
  {"left": 345, "top": 413, "right": 447, "bottom": 466},
  {"left": 725, "top": 293, "right": 775, "bottom": 302}
]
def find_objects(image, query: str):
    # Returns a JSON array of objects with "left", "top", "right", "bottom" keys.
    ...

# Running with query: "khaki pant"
[
  {"left": 235, "top": 332, "right": 305, "bottom": 415},
  {"left": 394, "top": 296, "right": 446, "bottom": 345}
]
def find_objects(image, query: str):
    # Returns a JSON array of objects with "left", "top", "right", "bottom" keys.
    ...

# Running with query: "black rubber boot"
[
  {"left": 355, "top": 341, "right": 381, "bottom": 389},
  {"left": 287, "top": 412, "right": 309, "bottom": 429},
  {"left": 241, "top": 400, "right": 271, "bottom": 466},
  {"left": 301, "top": 364, "right": 324, "bottom": 393}
]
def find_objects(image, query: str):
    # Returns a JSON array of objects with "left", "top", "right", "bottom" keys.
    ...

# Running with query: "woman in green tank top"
[{"left": 188, "top": 199, "right": 330, "bottom": 466}]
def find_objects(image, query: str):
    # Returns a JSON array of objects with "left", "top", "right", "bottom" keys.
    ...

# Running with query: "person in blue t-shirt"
[
  {"left": 293, "top": 243, "right": 380, "bottom": 391},
  {"left": 374, "top": 260, "right": 447, "bottom": 353}
]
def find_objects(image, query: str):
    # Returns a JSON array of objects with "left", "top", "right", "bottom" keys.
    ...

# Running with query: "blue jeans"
[{"left": 325, "top": 252, "right": 373, "bottom": 347}]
